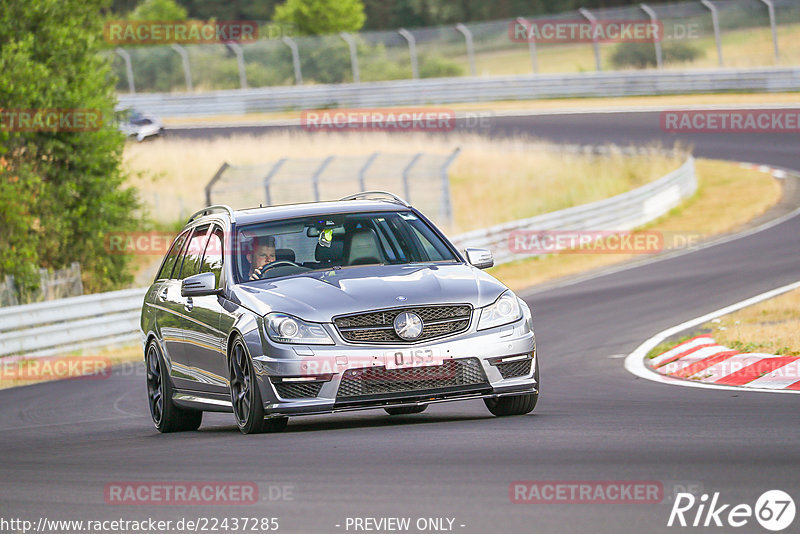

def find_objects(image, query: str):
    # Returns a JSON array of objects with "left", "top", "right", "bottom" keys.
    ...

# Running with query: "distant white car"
[{"left": 118, "top": 109, "right": 163, "bottom": 142}]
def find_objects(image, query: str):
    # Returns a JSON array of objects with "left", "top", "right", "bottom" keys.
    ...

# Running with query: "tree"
[
  {"left": 130, "top": 0, "right": 187, "bottom": 20},
  {"left": 274, "top": 0, "right": 366, "bottom": 36},
  {"left": 0, "top": 0, "right": 139, "bottom": 297}
]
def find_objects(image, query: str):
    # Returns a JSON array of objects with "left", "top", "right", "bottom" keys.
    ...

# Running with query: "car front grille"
[
  {"left": 334, "top": 305, "right": 472, "bottom": 344},
  {"left": 336, "top": 357, "right": 488, "bottom": 399},
  {"left": 496, "top": 358, "right": 532, "bottom": 379},
  {"left": 273, "top": 381, "right": 325, "bottom": 399}
]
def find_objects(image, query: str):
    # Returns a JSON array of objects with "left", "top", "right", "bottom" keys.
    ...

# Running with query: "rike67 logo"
[{"left": 668, "top": 489, "right": 795, "bottom": 531}]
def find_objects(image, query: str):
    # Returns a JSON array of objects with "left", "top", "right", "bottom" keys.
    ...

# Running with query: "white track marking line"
[
  {"left": 696, "top": 354, "right": 769, "bottom": 382},
  {"left": 746, "top": 360, "right": 800, "bottom": 389},
  {"left": 648, "top": 336, "right": 714, "bottom": 367},
  {"left": 624, "top": 279, "right": 800, "bottom": 395},
  {"left": 656, "top": 346, "right": 733, "bottom": 376}
]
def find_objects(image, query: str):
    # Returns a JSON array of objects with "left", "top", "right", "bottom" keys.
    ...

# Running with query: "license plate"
[{"left": 384, "top": 348, "right": 443, "bottom": 370}]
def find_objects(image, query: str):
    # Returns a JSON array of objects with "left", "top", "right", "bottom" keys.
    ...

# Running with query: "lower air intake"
[
  {"left": 274, "top": 381, "right": 324, "bottom": 399},
  {"left": 496, "top": 358, "right": 532, "bottom": 379},
  {"left": 337, "top": 357, "right": 488, "bottom": 399}
]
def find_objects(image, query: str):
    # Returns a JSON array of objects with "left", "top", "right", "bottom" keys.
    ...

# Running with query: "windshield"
[{"left": 234, "top": 210, "right": 458, "bottom": 283}]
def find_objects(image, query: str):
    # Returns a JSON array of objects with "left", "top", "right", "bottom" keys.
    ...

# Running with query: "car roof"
[
  {"left": 189, "top": 199, "right": 409, "bottom": 227},
  {"left": 234, "top": 200, "right": 407, "bottom": 225}
]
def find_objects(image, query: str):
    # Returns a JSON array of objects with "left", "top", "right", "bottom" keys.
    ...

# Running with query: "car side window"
[
  {"left": 177, "top": 226, "right": 210, "bottom": 280},
  {"left": 201, "top": 226, "right": 224, "bottom": 287},
  {"left": 157, "top": 231, "right": 189, "bottom": 280},
  {"left": 408, "top": 225, "right": 446, "bottom": 261}
]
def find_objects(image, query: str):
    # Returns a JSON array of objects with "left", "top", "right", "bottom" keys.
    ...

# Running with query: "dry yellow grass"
[
  {"left": 709, "top": 288, "right": 800, "bottom": 356},
  {"left": 124, "top": 132, "right": 683, "bottom": 234},
  {"left": 467, "top": 24, "right": 800, "bottom": 75},
  {"left": 488, "top": 159, "right": 782, "bottom": 290},
  {"left": 450, "top": 142, "right": 682, "bottom": 231}
]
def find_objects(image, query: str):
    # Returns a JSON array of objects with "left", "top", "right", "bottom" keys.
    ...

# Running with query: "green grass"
[{"left": 645, "top": 334, "right": 698, "bottom": 360}]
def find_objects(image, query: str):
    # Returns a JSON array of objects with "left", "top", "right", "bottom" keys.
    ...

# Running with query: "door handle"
[
  {"left": 184, "top": 297, "right": 193, "bottom": 312},
  {"left": 158, "top": 287, "right": 168, "bottom": 301}
]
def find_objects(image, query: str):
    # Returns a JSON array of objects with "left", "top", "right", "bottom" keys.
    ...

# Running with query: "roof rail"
[
  {"left": 187, "top": 205, "right": 236, "bottom": 224},
  {"left": 339, "top": 191, "right": 410, "bottom": 207}
]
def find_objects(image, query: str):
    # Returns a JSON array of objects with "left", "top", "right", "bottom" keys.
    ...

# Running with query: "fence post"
[
  {"left": 401, "top": 153, "right": 422, "bottom": 203},
  {"left": 758, "top": 0, "right": 779, "bottom": 63},
  {"left": 640, "top": 4, "right": 663, "bottom": 69},
  {"left": 39, "top": 268, "right": 49, "bottom": 302},
  {"left": 339, "top": 32, "right": 360, "bottom": 83},
  {"left": 440, "top": 148, "right": 460, "bottom": 226},
  {"left": 71, "top": 262, "right": 84, "bottom": 297},
  {"left": 455, "top": 23, "right": 477, "bottom": 76},
  {"left": 171, "top": 44, "right": 193, "bottom": 91},
  {"left": 358, "top": 153, "right": 379, "bottom": 191},
  {"left": 700, "top": 0, "right": 723, "bottom": 67},
  {"left": 398, "top": 29, "right": 419, "bottom": 80},
  {"left": 263, "top": 158, "right": 288, "bottom": 206},
  {"left": 579, "top": 8, "right": 602, "bottom": 71},
  {"left": 312, "top": 156, "right": 334, "bottom": 202},
  {"left": 226, "top": 42, "right": 248, "bottom": 89},
  {"left": 1, "top": 275, "right": 19, "bottom": 307},
  {"left": 205, "top": 162, "right": 229, "bottom": 206},
  {"left": 281, "top": 36, "right": 303, "bottom": 85},
  {"left": 115, "top": 48, "right": 136, "bottom": 94},
  {"left": 515, "top": 17, "right": 538, "bottom": 74}
]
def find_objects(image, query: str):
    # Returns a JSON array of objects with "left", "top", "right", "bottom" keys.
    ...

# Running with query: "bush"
[
  {"left": 419, "top": 53, "right": 465, "bottom": 78},
  {"left": 610, "top": 41, "right": 703, "bottom": 69}
]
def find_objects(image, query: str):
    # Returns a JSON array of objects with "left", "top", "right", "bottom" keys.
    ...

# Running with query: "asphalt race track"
[{"left": 1, "top": 112, "right": 799, "bottom": 533}]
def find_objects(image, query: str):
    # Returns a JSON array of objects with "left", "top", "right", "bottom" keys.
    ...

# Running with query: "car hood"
[{"left": 228, "top": 263, "right": 508, "bottom": 322}]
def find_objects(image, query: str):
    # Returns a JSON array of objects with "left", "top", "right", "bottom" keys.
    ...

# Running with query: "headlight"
[
  {"left": 264, "top": 313, "right": 334, "bottom": 345},
  {"left": 477, "top": 291, "right": 522, "bottom": 331}
]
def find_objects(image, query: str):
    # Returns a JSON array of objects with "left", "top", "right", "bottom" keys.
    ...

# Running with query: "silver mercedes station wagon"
[{"left": 140, "top": 192, "right": 538, "bottom": 434}]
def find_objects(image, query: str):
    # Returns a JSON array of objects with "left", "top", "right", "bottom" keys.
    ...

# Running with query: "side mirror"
[
  {"left": 464, "top": 247, "right": 494, "bottom": 269},
  {"left": 181, "top": 272, "right": 221, "bottom": 297}
]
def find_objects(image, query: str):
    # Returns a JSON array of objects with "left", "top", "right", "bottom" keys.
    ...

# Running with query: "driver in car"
[{"left": 248, "top": 236, "right": 277, "bottom": 280}]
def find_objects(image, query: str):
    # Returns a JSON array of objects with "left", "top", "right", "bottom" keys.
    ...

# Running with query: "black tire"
[
  {"left": 146, "top": 341, "right": 202, "bottom": 433},
  {"left": 484, "top": 392, "right": 538, "bottom": 416},
  {"left": 484, "top": 357, "right": 539, "bottom": 417},
  {"left": 228, "top": 336, "right": 288, "bottom": 434},
  {"left": 384, "top": 405, "right": 428, "bottom": 415}
]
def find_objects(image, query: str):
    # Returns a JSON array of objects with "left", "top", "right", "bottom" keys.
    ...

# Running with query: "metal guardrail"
[
  {"left": 0, "top": 288, "right": 146, "bottom": 357},
  {"left": 0, "top": 156, "right": 695, "bottom": 358},
  {"left": 117, "top": 68, "right": 800, "bottom": 118},
  {"left": 449, "top": 156, "right": 696, "bottom": 264}
]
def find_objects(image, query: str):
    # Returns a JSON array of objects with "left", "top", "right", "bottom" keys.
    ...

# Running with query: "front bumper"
[{"left": 250, "top": 316, "right": 537, "bottom": 417}]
